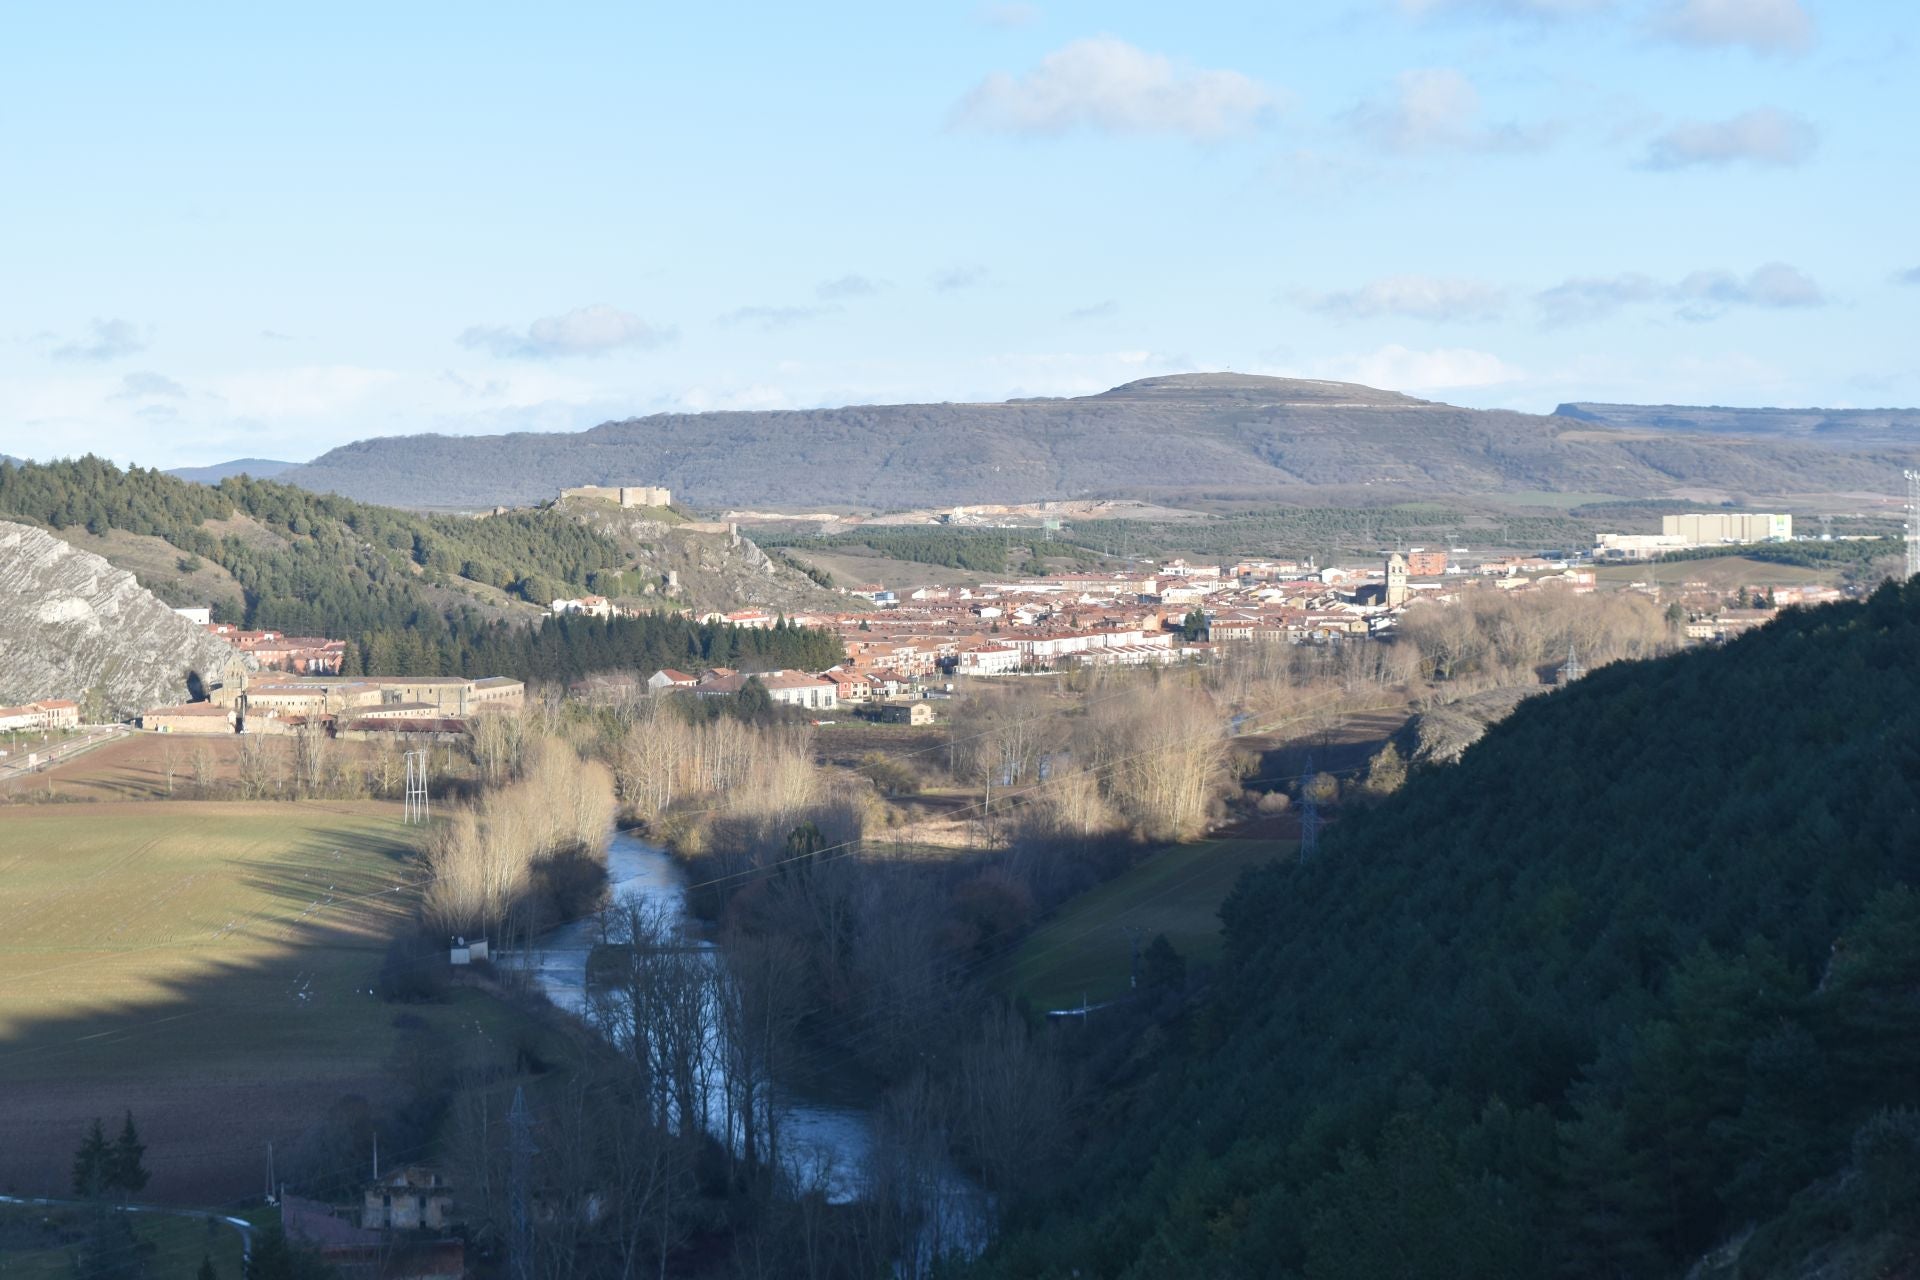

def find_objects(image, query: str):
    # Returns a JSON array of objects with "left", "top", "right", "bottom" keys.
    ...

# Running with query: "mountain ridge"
[
  {"left": 276, "top": 375, "right": 1920, "bottom": 512},
  {"left": 164, "top": 458, "right": 299, "bottom": 484}
]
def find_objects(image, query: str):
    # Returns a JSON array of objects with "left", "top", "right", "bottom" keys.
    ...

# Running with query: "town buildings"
[{"left": 0, "top": 700, "right": 80, "bottom": 732}]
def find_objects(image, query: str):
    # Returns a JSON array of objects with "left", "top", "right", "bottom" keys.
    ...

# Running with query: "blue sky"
[{"left": 2, "top": 0, "right": 1914, "bottom": 469}]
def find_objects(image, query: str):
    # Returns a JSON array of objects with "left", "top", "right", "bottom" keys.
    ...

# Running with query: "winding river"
[{"left": 505, "top": 829, "right": 987, "bottom": 1254}]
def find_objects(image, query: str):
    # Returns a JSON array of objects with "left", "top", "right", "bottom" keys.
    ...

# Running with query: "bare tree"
[
  {"left": 951, "top": 1004, "right": 1070, "bottom": 1205},
  {"left": 292, "top": 720, "right": 329, "bottom": 798}
]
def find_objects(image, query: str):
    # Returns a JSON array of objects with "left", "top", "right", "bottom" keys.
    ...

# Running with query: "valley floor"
[{"left": 0, "top": 800, "right": 549, "bottom": 1203}]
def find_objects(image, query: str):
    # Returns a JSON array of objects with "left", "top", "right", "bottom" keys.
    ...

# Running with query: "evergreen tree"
[
  {"left": 110, "top": 1111, "right": 149, "bottom": 1198},
  {"left": 72, "top": 1117, "right": 110, "bottom": 1198}
]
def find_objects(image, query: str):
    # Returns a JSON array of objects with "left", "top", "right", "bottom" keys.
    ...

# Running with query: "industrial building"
[{"left": 1662, "top": 513, "right": 1793, "bottom": 545}]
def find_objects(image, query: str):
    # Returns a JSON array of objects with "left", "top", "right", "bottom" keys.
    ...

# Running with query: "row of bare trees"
[
  {"left": 422, "top": 735, "right": 615, "bottom": 937},
  {"left": 1397, "top": 589, "right": 1673, "bottom": 686},
  {"left": 951, "top": 674, "right": 1237, "bottom": 848}
]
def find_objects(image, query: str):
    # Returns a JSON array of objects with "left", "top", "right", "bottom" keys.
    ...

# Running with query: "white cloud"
[
  {"left": 816, "top": 274, "right": 884, "bottom": 300},
  {"left": 457, "top": 304, "right": 676, "bottom": 359},
  {"left": 52, "top": 318, "right": 148, "bottom": 362},
  {"left": 1642, "top": 106, "right": 1816, "bottom": 168},
  {"left": 933, "top": 264, "right": 991, "bottom": 292},
  {"left": 1347, "top": 68, "right": 1552, "bottom": 153},
  {"left": 1653, "top": 0, "right": 1813, "bottom": 54},
  {"left": 716, "top": 305, "right": 839, "bottom": 331},
  {"left": 1534, "top": 273, "right": 1664, "bottom": 325},
  {"left": 1895, "top": 266, "right": 1920, "bottom": 287},
  {"left": 1535, "top": 262, "right": 1824, "bottom": 324},
  {"left": 1672, "top": 261, "right": 1824, "bottom": 318},
  {"left": 952, "top": 36, "right": 1276, "bottom": 140},
  {"left": 975, "top": 2, "right": 1040, "bottom": 27},
  {"left": 1064, "top": 300, "right": 1119, "bottom": 321},
  {"left": 111, "top": 371, "right": 188, "bottom": 400},
  {"left": 1296, "top": 275, "right": 1507, "bottom": 322},
  {"left": 1306, "top": 344, "right": 1524, "bottom": 391}
]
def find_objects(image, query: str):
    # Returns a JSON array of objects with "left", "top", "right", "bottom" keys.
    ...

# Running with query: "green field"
[
  {"left": 1593, "top": 554, "right": 1833, "bottom": 590},
  {"left": 0, "top": 800, "right": 556, "bottom": 1203},
  {"left": 1001, "top": 838, "right": 1289, "bottom": 1012},
  {"left": 0, "top": 1204, "right": 244, "bottom": 1280}
]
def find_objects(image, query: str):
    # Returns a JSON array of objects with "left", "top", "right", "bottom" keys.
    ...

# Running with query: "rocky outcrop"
[
  {"left": 1397, "top": 685, "right": 1541, "bottom": 769},
  {"left": 0, "top": 521, "right": 245, "bottom": 717},
  {"left": 564, "top": 504, "right": 849, "bottom": 615}
]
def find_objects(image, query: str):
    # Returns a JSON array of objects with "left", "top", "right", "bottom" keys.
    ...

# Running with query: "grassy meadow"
[
  {"left": 1001, "top": 837, "right": 1289, "bottom": 1013},
  {"left": 0, "top": 800, "right": 549, "bottom": 1203},
  {"left": 0, "top": 1203, "right": 245, "bottom": 1280}
]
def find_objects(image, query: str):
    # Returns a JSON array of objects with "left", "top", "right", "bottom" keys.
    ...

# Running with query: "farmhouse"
[
  {"left": 551, "top": 595, "right": 615, "bottom": 618},
  {"left": 362, "top": 1166, "right": 454, "bottom": 1231},
  {"left": 871, "top": 700, "right": 935, "bottom": 726}
]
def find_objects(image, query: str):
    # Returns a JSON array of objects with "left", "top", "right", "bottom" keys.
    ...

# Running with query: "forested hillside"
[
  {"left": 985, "top": 581, "right": 1920, "bottom": 1279},
  {"left": 0, "top": 458, "right": 841, "bottom": 684}
]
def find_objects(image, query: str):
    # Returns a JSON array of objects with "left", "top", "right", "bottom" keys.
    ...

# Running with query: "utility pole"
[
  {"left": 1125, "top": 925, "right": 1148, "bottom": 989},
  {"left": 508, "top": 1087, "right": 535, "bottom": 1280},
  {"left": 1906, "top": 470, "right": 1920, "bottom": 581},
  {"left": 1298, "top": 752, "right": 1320, "bottom": 863}
]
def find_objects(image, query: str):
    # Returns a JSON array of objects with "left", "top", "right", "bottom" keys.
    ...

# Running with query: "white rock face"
[{"left": 0, "top": 520, "right": 246, "bottom": 717}]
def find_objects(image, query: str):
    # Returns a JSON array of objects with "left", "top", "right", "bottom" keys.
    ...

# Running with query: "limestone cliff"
[{"left": 0, "top": 520, "right": 246, "bottom": 717}]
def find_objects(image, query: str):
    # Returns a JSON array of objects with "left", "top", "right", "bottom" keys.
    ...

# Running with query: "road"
[{"left": 0, "top": 724, "right": 128, "bottom": 783}]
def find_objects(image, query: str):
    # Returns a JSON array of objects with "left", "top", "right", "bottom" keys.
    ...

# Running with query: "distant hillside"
[
  {"left": 0, "top": 459, "right": 844, "bottom": 686},
  {"left": 164, "top": 457, "right": 298, "bottom": 483},
  {"left": 277, "top": 374, "right": 1920, "bottom": 511},
  {"left": 986, "top": 582, "right": 1920, "bottom": 1279},
  {"left": 0, "top": 520, "right": 244, "bottom": 715},
  {"left": 1557, "top": 401, "right": 1920, "bottom": 450}
]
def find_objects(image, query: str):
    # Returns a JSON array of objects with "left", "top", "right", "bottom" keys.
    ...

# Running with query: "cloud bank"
[
  {"left": 458, "top": 305, "right": 676, "bottom": 359},
  {"left": 1642, "top": 107, "right": 1816, "bottom": 169},
  {"left": 954, "top": 36, "right": 1275, "bottom": 140}
]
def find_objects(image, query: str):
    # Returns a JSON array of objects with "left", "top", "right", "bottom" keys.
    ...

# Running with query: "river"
[{"left": 504, "top": 828, "right": 988, "bottom": 1255}]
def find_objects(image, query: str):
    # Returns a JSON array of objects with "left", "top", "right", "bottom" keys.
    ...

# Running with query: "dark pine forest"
[{"left": 983, "top": 580, "right": 1920, "bottom": 1280}]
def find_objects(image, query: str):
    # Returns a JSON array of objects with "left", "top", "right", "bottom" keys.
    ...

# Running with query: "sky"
[{"left": 2, "top": 0, "right": 1915, "bottom": 469}]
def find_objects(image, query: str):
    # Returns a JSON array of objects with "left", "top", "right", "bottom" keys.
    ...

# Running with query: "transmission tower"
[
  {"left": 1298, "top": 753, "right": 1320, "bottom": 863},
  {"left": 1906, "top": 470, "right": 1920, "bottom": 581},
  {"left": 508, "top": 1086, "right": 535, "bottom": 1280},
  {"left": 403, "top": 750, "right": 429, "bottom": 824},
  {"left": 1559, "top": 643, "right": 1586, "bottom": 685}
]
